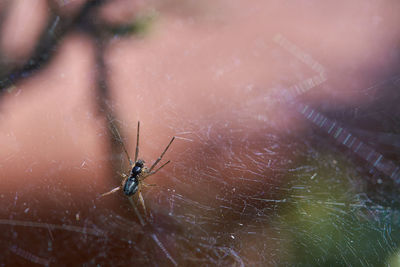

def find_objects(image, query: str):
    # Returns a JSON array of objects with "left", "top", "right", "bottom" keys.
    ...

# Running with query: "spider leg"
[
  {"left": 108, "top": 115, "right": 134, "bottom": 166},
  {"left": 138, "top": 190, "right": 147, "bottom": 216},
  {"left": 148, "top": 137, "right": 175, "bottom": 173},
  {"left": 148, "top": 160, "right": 170, "bottom": 177},
  {"left": 100, "top": 186, "right": 121, "bottom": 197},
  {"left": 134, "top": 121, "right": 140, "bottom": 162},
  {"left": 117, "top": 172, "right": 128, "bottom": 178},
  {"left": 128, "top": 196, "right": 145, "bottom": 226}
]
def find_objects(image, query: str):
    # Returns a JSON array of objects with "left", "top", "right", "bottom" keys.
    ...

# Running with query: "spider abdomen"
[{"left": 123, "top": 176, "right": 139, "bottom": 196}]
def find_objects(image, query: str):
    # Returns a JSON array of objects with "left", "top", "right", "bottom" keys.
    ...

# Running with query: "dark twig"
[
  {"left": 0, "top": 0, "right": 109, "bottom": 95},
  {"left": 92, "top": 35, "right": 127, "bottom": 183}
]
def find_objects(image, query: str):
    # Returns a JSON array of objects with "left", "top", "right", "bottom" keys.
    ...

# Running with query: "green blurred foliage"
[
  {"left": 276, "top": 145, "right": 400, "bottom": 266},
  {"left": 108, "top": 10, "right": 158, "bottom": 37}
]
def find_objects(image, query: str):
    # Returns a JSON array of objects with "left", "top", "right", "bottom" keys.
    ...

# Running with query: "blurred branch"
[
  {"left": 0, "top": 0, "right": 109, "bottom": 95},
  {"left": 93, "top": 36, "right": 126, "bottom": 180},
  {"left": 0, "top": 0, "right": 156, "bottom": 96}
]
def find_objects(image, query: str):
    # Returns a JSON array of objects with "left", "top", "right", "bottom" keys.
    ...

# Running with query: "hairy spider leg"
[
  {"left": 101, "top": 186, "right": 120, "bottom": 197},
  {"left": 100, "top": 172, "right": 127, "bottom": 197},
  {"left": 135, "top": 121, "right": 140, "bottom": 162},
  {"left": 148, "top": 137, "right": 175, "bottom": 173},
  {"left": 146, "top": 160, "right": 171, "bottom": 178},
  {"left": 129, "top": 196, "right": 145, "bottom": 226},
  {"left": 136, "top": 175, "right": 159, "bottom": 216},
  {"left": 138, "top": 190, "right": 147, "bottom": 216},
  {"left": 117, "top": 172, "right": 128, "bottom": 178}
]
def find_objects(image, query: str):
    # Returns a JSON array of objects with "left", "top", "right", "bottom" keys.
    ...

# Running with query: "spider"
[{"left": 101, "top": 121, "right": 175, "bottom": 216}]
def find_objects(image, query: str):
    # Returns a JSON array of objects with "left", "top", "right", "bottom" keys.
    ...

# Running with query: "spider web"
[{"left": 1, "top": 4, "right": 400, "bottom": 266}]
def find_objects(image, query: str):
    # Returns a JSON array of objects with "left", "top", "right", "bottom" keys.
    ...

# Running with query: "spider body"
[
  {"left": 101, "top": 121, "right": 175, "bottom": 218},
  {"left": 123, "top": 173, "right": 139, "bottom": 196},
  {"left": 123, "top": 160, "right": 145, "bottom": 196}
]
